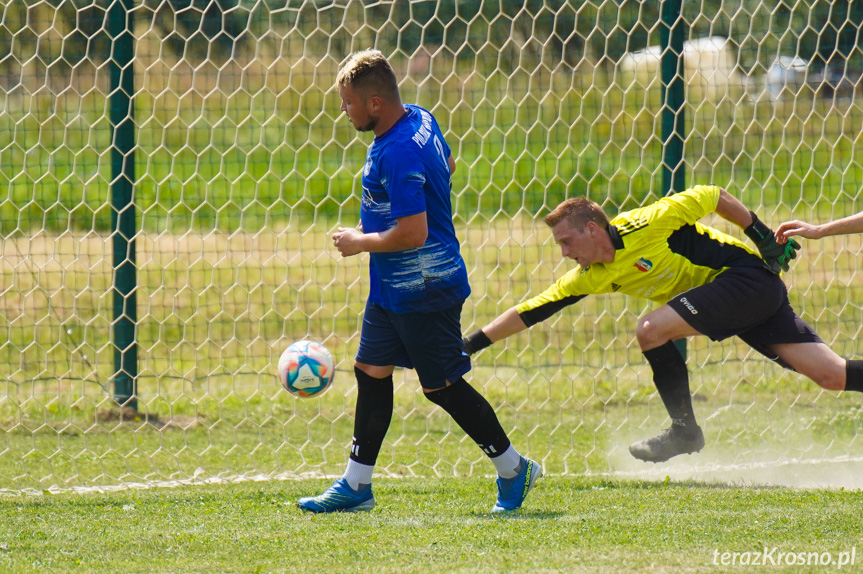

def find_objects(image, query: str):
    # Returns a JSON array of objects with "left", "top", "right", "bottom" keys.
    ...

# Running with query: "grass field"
[
  {"left": 2, "top": 211, "right": 860, "bottom": 574},
  {"left": 0, "top": 224, "right": 861, "bottom": 494},
  {"left": 2, "top": 476, "right": 862, "bottom": 573},
  {"left": 4, "top": 10, "right": 863, "bottom": 573}
]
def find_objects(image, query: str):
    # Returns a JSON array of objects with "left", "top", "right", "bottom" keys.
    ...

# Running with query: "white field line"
[
  {"left": 0, "top": 470, "right": 334, "bottom": 497},
  {"left": 4, "top": 454, "right": 863, "bottom": 496}
]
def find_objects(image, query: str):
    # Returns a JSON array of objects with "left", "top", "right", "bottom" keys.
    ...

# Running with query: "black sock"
[
  {"left": 643, "top": 341, "right": 698, "bottom": 430},
  {"left": 845, "top": 360, "right": 863, "bottom": 393},
  {"left": 425, "top": 378, "right": 511, "bottom": 457},
  {"left": 349, "top": 367, "right": 394, "bottom": 466}
]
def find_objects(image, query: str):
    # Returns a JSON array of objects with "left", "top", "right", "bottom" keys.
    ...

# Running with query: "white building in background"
[
  {"left": 766, "top": 55, "right": 810, "bottom": 99},
  {"left": 617, "top": 36, "right": 747, "bottom": 101}
]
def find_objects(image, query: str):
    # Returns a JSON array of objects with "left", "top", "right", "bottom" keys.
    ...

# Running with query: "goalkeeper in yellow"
[{"left": 463, "top": 185, "right": 863, "bottom": 463}]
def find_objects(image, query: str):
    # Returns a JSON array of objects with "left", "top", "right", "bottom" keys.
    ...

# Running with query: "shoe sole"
[
  {"left": 298, "top": 497, "right": 375, "bottom": 513},
  {"left": 629, "top": 440, "right": 705, "bottom": 464},
  {"left": 344, "top": 499, "right": 375, "bottom": 512}
]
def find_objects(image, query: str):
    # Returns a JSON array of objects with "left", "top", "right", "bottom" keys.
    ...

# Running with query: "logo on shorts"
[
  {"left": 634, "top": 257, "right": 653, "bottom": 272},
  {"left": 679, "top": 297, "right": 699, "bottom": 315},
  {"left": 611, "top": 283, "right": 621, "bottom": 292}
]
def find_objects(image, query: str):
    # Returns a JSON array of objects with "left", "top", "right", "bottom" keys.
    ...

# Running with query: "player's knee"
[
  {"left": 796, "top": 361, "right": 845, "bottom": 391},
  {"left": 354, "top": 362, "right": 394, "bottom": 380},
  {"left": 636, "top": 317, "right": 663, "bottom": 349},
  {"left": 812, "top": 370, "right": 845, "bottom": 391},
  {"left": 422, "top": 379, "right": 454, "bottom": 396}
]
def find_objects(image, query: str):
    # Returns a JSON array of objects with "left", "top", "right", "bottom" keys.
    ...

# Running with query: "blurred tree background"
[
  {"left": 2, "top": 0, "right": 860, "bottom": 77},
  {"left": 1, "top": 0, "right": 861, "bottom": 233}
]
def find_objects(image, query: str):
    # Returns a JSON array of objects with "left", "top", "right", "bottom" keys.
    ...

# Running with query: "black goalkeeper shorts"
[{"left": 666, "top": 266, "right": 822, "bottom": 368}]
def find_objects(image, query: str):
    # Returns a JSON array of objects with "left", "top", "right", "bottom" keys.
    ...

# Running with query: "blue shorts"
[{"left": 355, "top": 301, "right": 471, "bottom": 389}]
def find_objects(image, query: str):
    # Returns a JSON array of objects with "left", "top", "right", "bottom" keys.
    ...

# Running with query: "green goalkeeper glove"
[{"left": 743, "top": 211, "right": 801, "bottom": 274}]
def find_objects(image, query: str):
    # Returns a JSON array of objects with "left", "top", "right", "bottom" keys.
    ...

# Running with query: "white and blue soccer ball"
[{"left": 278, "top": 340, "right": 335, "bottom": 398}]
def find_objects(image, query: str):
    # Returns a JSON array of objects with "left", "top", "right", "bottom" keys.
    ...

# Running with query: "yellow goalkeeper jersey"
[{"left": 515, "top": 185, "right": 768, "bottom": 327}]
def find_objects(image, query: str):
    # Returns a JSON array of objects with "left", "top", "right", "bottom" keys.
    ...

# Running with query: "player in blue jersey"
[{"left": 298, "top": 50, "right": 540, "bottom": 513}]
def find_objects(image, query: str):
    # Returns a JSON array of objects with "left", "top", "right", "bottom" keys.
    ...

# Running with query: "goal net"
[{"left": 1, "top": 0, "right": 861, "bottom": 492}]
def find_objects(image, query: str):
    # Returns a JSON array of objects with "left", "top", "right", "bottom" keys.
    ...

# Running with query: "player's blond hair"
[
  {"left": 336, "top": 50, "right": 400, "bottom": 103},
  {"left": 544, "top": 197, "right": 610, "bottom": 230}
]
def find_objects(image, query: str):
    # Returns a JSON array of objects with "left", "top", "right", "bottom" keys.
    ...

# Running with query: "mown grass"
[
  {"left": 1, "top": 476, "right": 862, "bottom": 573},
  {"left": 3, "top": 20, "right": 863, "bottom": 573}
]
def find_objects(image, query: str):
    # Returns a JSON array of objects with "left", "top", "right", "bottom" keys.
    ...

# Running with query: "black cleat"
[{"left": 629, "top": 425, "right": 705, "bottom": 463}]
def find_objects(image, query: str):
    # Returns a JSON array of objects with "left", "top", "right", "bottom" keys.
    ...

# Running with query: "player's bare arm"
[
  {"left": 776, "top": 211, "right": 863, "bottom": 242},
  {"left": 714, "top": 188, "right": 754, "bottom": 228},
  {"left": 462, "top": 308, "right": 525, "bottom": 355},
  {"left": 333, "top": 212, "right": 428, "bottom": 256},
  {"left": 478, "top": 307, "right": 528, "bottom": 343}
]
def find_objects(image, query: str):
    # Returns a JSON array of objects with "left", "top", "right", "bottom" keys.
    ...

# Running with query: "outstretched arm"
[
  {"left": 483, "top": 307, "right": 530, "bottom": 341},
  {"left": 463, "top": 285, "right": 586, "bottom": 355},
  {"left": 775, "top": 211, "right": 863, "bottom": 242},
  {"left": 463, "top": 307, "right": 528, "bottom": 354},
  {"left": 713, "top": 188, "right": 800, "bottom": 274},
  {"left": 714, "top": 188, "right": 755, "bottom": 227}
]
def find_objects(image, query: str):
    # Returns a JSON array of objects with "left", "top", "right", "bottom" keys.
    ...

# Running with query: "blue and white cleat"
[
  {"left": 492, "top": 457, "right": 542, "bottom": 512},
  {"left": 297, "top": 478, "right": 375, "bottom": 513}
]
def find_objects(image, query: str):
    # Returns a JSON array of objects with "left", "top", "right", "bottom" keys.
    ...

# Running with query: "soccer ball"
[{"left": 277, "top": 340, "right": 335, "bottom": 398}]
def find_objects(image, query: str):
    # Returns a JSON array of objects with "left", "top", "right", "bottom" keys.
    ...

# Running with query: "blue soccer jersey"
[{"left": 359, "top": 104, "right": 470, "bottom": 313}]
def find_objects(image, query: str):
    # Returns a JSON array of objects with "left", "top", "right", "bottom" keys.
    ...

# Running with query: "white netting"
[{"left": 1, "top": 0, "right": 861, "bottom": 491}]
